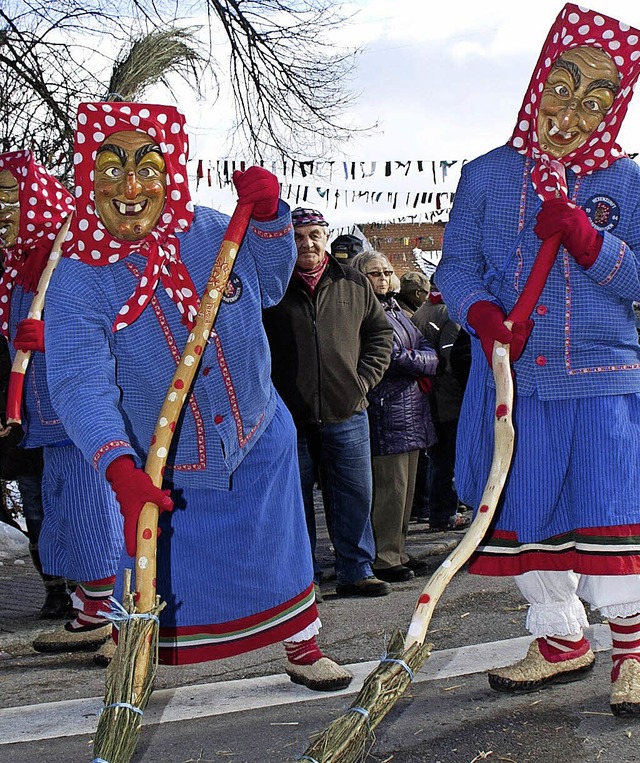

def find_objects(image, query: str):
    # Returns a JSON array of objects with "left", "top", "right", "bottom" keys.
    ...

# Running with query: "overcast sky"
[{"left": 187, "top": 0, "right": 640, "bottom": 228}]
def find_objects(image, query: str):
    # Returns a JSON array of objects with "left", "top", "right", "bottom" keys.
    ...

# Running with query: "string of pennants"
[
  {"left": 193, "top": 158, "right": 460, "bottom": 222},
  {"left": 194, "top": 158, "right": 463, "bottom": 186}
]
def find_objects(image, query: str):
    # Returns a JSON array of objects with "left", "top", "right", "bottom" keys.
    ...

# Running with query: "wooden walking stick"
[
  {"left": 91, "top": 201, "right": 253, "bottom": 763},
  {"left": 5, "top": 214, "right": 72, "bottom": 425},
  {"left": 298, "top": 233, "right": 563, "bottom": 763}
]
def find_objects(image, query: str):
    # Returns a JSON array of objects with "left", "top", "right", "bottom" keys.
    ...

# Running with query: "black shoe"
[
  {"left": 405, "top": 556, "right": 430, "bottom": 576},
  {"left": 373, "top": 565, "right": 414, "bottom": 583},
  {"left": 39, "top": 586, "right": 74, "bottom": 619},
  {"left": 336, "top": 576, "right": 391, "bottom": 597}
]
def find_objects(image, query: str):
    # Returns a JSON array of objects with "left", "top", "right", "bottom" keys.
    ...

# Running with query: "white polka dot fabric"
[
  {"left": 65, "top": 102, "right": 199, "bottom": 332},
  {"left": 0, "top": 150, "right": 74, "bottom": 337},
  {"left": 508, "top": 3, "right": 640, "bottom": 201}
]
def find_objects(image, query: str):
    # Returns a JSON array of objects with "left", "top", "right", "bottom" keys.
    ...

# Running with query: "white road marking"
[{"left": 0, "top": 625, "right": 611, "bottom": 746}]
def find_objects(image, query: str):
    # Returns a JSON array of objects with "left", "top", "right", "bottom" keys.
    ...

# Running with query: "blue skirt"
[
  {"left": 456, "top": 366, "right": 640, "bottom": 544},
  {"left": 115, "top": 398, "right": 317, "bottom": 664},
  {"left": 39, "top": 443, "right": 123, "bottom": 580}
]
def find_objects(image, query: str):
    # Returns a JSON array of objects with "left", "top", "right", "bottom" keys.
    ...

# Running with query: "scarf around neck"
[{"left": 65, "top": 102, "right": 199, "bottom": 331}]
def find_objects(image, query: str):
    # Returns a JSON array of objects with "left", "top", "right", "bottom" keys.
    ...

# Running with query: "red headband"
[
  {"left": 0, "top": 150, "right": 74, "bottom": 336},
  {"left": 65, "top": 102, "right": 199, "bottom": 331}
]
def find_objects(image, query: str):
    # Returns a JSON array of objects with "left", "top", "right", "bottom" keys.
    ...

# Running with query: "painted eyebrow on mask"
[
  {"left": 96, "top": 143, "right": 128, "bottom": 166},
  {"left": 135, "top": 144, "right": 163, "bottom": 164},
  {"left": 586, "top": 78, "right": 619, "bottom": 95},
  {"left": 553, "top": 58, "right": 582, "bottom": 88}
]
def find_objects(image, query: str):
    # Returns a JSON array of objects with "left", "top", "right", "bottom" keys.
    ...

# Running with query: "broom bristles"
[
  {"left": 301, "top": 630, "right": 432, "bottom": 763},
  {"left": 91, "top": 570, "right": 165, "bottom": 763}
]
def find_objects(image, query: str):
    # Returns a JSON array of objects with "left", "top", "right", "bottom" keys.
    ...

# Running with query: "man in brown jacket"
[{"left": 263, "top": 208, "right": 393, "bottom": 597}]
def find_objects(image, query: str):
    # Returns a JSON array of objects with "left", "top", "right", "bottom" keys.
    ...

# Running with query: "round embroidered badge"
[
  {"left": 221, "top": 273, "right": 243, "bottom": 304},
  {"left": 583, "top": 195, "right": 621, "bottom": 232}
]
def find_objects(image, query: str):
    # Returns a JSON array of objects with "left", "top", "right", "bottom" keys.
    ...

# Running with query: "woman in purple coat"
[{"left": 353, "top": 253, "right": 438, "bottom": 582}]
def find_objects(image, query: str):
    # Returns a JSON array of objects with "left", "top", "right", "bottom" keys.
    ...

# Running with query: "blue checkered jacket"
[
  {"left": 44, "top": 203, "right": 296, "bottom": 489},
  {"left": 436, "top": 145, "right": 640, "bottom": 399}
]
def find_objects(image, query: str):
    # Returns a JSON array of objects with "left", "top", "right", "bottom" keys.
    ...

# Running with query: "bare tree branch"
[{"left": 2, "top": 0, "right": 365, "bottom": 181}]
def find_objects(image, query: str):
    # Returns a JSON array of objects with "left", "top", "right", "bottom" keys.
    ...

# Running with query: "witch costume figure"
[
  {"left": 44, "top": 101, "right": 352, "bottom": 691},
  {"left": 0, "top": 150, "right": 124, "bottom": 657},
  {"left": 436, "top": 3, "right": 640, "bottom": 714}
]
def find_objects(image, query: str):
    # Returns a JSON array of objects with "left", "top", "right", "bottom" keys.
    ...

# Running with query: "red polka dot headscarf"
[
  {"left": 65, "top": 102, "right": 199, "bottom": 332},
  {"left": 0, "top": 150, "right": 74, "bottom": 336},
  {"left": 508, "top": 3, "right": 640, "bottom": 201}
]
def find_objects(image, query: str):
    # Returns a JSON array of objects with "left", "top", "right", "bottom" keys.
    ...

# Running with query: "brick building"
[{"left": 361, "top": 221, "right": 445, "bottom": 276}]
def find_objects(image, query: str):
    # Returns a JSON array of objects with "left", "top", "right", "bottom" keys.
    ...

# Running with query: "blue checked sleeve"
[{"left": 45, "top": 261, "right": 139, "bottom": 475}]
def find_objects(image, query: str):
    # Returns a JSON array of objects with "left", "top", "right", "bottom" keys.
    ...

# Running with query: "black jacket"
[{"left": 263, "top": 256, "right": 393, "bottom": 425}]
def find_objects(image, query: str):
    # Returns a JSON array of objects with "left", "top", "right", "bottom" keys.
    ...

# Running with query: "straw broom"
[
  {"left": 91, "top": 201, "right": 253, "bottom": 763},
  {"left": 5, "top": 213, "right": 72, "bottom": 425},
  {"left": 299, "top": 233, "right": 562, "bottom": 763}
]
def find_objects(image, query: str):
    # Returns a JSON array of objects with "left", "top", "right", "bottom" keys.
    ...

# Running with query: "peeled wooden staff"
[
  {"left": 92, "top": 201, "right": 253, "bottom": 763},
  {"left": 298, "top": 233, "right": 563, "bottom": 763},
  {"left": 5, "top": 214, "right": 73, "bottom": 425}
]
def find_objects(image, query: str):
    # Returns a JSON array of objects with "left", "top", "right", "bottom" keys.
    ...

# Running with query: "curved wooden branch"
[
  {"left": 6, "top": 213, "right": 72, "bottom": 425},
  {"left": 134, "top": 202, "right": 253, "bottom": 613},
  {"left": 404, "top": 338, "right": 514, "bottom": 648},
  {"left": 403, "top": 232, "right": 563, "bottom": 650}
]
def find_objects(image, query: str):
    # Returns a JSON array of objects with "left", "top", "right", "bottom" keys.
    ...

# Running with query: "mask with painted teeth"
[
  {"left": 537, "top": 46, "right": 619, "bottom": 159},
  {"left": 94, "top": 130, "right": 166, "bottom": 241}
]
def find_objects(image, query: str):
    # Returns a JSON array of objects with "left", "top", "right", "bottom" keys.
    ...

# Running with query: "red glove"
[
  {"left": 534, "top": 198, "right": 603, "bottom": 269},
  {"left": 467, "top": 301, "right": 533, "bottom": 368},
  {"left": 14, "top": 318, "right": 45, "bottom": 352},
  {"left": 232, "top": 167, "right": 280, "bottom": 221},
  {"left": 106, "top": 455, "right": 174, "bottom": 557}
]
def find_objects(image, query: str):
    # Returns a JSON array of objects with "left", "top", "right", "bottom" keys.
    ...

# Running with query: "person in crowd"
[
  {"left": 412, "top": 279, "right": 471, "bottom": 531},
  {"left": 44, "top": 103, "right": 351, "bottom": 691},
  {"left": 0, "top": 150, "right": 122, "bottom": 659},
  {"left": 396, "top": 270, "right": 431, "bottom": 316},
  {"left": 352, "top": 252, "right": 438, "bottom": 582},
  {"left": 330, "top": 233, "right": 363, "bottom": 265},
  {"left": 263, "top": 208, "right": 393, "bottom": 598},
  {"left": 395, "top": 269, "right": 436, "bottom": 522},
  {"left": 435, "top": 4, "right": 640, "bottom": 714}
]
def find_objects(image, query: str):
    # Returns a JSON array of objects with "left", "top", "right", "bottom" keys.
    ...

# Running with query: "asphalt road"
[{"left": 1, "top": 511, "right": 637, "bottom": 762}]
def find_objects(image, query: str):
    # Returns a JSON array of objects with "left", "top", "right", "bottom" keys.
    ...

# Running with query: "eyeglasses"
[{"left": 366, "top": 270, "right": 393, "bottom": 278}]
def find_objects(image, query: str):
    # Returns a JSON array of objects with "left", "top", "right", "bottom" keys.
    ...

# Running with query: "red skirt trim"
[
  {"left": 114, "top": 583, "right": 318, "bottom": 665},
  {"left": 469, "top": 525, "right": 640, "bottom": 577}
]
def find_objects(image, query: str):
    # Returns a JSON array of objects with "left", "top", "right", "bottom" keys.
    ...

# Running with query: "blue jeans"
[{"left": 297, "top": 411, "right": 375, "bottom": 585}]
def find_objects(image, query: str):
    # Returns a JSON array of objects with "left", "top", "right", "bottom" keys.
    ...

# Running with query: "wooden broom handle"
[
  {"left": 135, "top": 202, "right": 253, "bottom": 612},
  {"left": 6, "top": 214, "right": 73, "bottom": 426},
  {"left": 404, "top": 233, "right": 562, "bottom": 649}
]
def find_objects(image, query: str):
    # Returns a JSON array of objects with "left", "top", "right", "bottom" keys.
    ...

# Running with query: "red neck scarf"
[
  {"left": 508, "top": 3, "right": 640, "bottom": 201},
  {"left": 65, "top": 102, "right": 199, "bottom": 331},
  {"left": 0, "top": 150, "right": 74, "bottom": 336},
  {"left": 293, "top": 255, "right": 329, "bottom": 296}
]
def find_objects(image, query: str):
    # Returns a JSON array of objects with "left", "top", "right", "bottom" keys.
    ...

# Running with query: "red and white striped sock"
[
  {"left": 283, "top": 636, "right": 324, "bottom": 666},
  {"left": 66, "top": 576, "right": 115, "bottom": 632},
  {"left": 609, "top": 613, "right": 640, "bottom": 681},
  {"left": 537, "top": 632, "right": 590, "bottom": 663}
]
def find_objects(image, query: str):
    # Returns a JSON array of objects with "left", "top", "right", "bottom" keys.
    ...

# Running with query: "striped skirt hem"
[
  {"left": 115, "top": 583, "right": 318, "bottom": 665},
  {"left": 469, "top": 525, "right": 640, "bottom": 577}
]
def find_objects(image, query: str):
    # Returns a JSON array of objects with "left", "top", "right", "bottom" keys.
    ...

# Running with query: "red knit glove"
[
  {"left": 232, "top": 167, "right": 280, "bottom": 221},
  {"left": 106, "top": 455, "right": 173, "bottom": 557},
  {"left": 534, "top": 198, "right": 603, "bottom": 269},
  {"left": 14, "top": 318, "right": 45, "bottom": 352},
  {"left": 467, "top": 301, "right": 533, "bottom": 368}
]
